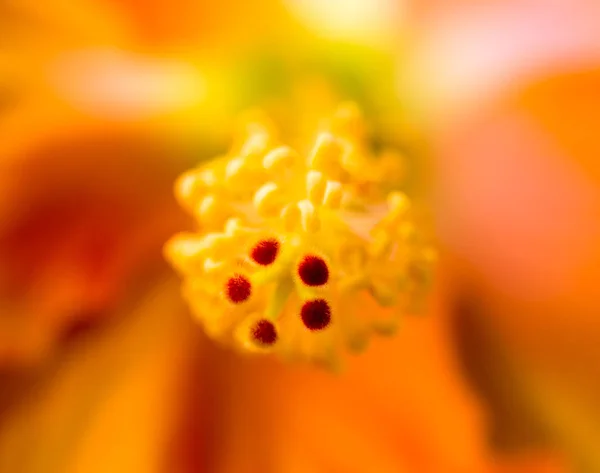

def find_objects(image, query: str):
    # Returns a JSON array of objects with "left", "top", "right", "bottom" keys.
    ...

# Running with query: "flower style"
[{"left": 166, "top": 103, "right": 435, "bottom": 368}]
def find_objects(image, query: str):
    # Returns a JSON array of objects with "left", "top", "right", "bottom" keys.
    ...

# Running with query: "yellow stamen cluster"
[{"left": 165, "top": 103, "right": 435, "bottom": 370}]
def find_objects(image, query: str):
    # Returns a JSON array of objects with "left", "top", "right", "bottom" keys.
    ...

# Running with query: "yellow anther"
[
  {"left": 174, "top": 171, "right": 204, "bottom": 210},
  {"left": 225, "top": 155, "right": 264, "bottom": 192},
  {"left": 297, "top": 199, "right": 320, "bottom": 233},
  {"left": 203, "top": 257, "right": 225, "bottom": 274},
  {"left": 164, "top": 234, "right": 207, "bottom": 274},
  {"left": 253, "top": 182, "right": 283, "bottom": 216},
  {"left": 263, "top": 146, "right": 296, "bottom": 172},
  {"left": 308, "top": 132, "right": 346, "bottom": 172},
  {"left": 224, "top": 217, "right": 246, "bottom": 236},
  {"left": 225, "top": 156, "right": 247, "bottom": 181},
  {"left": 198, "top": 168, "right": 218, "bottom": 187},
  {"left": 280, "top": 203, "right": 301, "bottom": 232},
  {"left": 387, "top": 191, "right": 410, "bottom": 220},
  {"left": 397, "top": 222, "right": 417, "bottom": 243},
  {"left": 370, "top": 282, "right": 397, "bottom": 307},
  {"left": 322, "top": 180, "right": 343, "bottom": 208},
  {"left": 175, "top": 168, "right": 220, "bottom": 210},
  {"left": 240, "top": 131, "right": 271, "bottom": 160},
  {"left": 306, "top": 170, "right": 326, "bottom": 206},
  {"left": 201, "top": 233, "right": 231, "bottom": 258},
  {"left": 370, "top": 231, "right": 393, "bottom": 259},
  {"left": 339, "top": 243, "right": 368, "bottom": 270},
  {"left": 196, "top": 194, "right": 230, "bottom": 225}
]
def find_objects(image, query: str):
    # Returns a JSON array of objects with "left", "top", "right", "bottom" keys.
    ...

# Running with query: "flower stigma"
[
  {"left": 301, "top": 299, "right": 332, "bottom": 331},
  {"left": 250, "top": 238, "right": 280, "bottom": 266},
  {"left": 251, "top": 319, "right": 278, "bottom": 346},
  {"left": 298, "top": 255, "right": 329, "bottom": 286},
  {"left": 165, "top": 103, "right": 435, "bottom": 370}
]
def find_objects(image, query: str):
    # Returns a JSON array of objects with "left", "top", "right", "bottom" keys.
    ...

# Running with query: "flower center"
[{"left": 165, "top": 103, "right": 435, "bottom": 369}]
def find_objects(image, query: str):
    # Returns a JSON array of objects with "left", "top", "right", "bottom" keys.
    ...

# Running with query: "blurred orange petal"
[
  {"left": 415, "top": 2, "right": 600, "bottom": 469},
  {"left": 0, "top": 278, "right": 202, "bottom": 473},
  {"left": 179, "top": 278, "right": 567, "bottom": 473}
]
